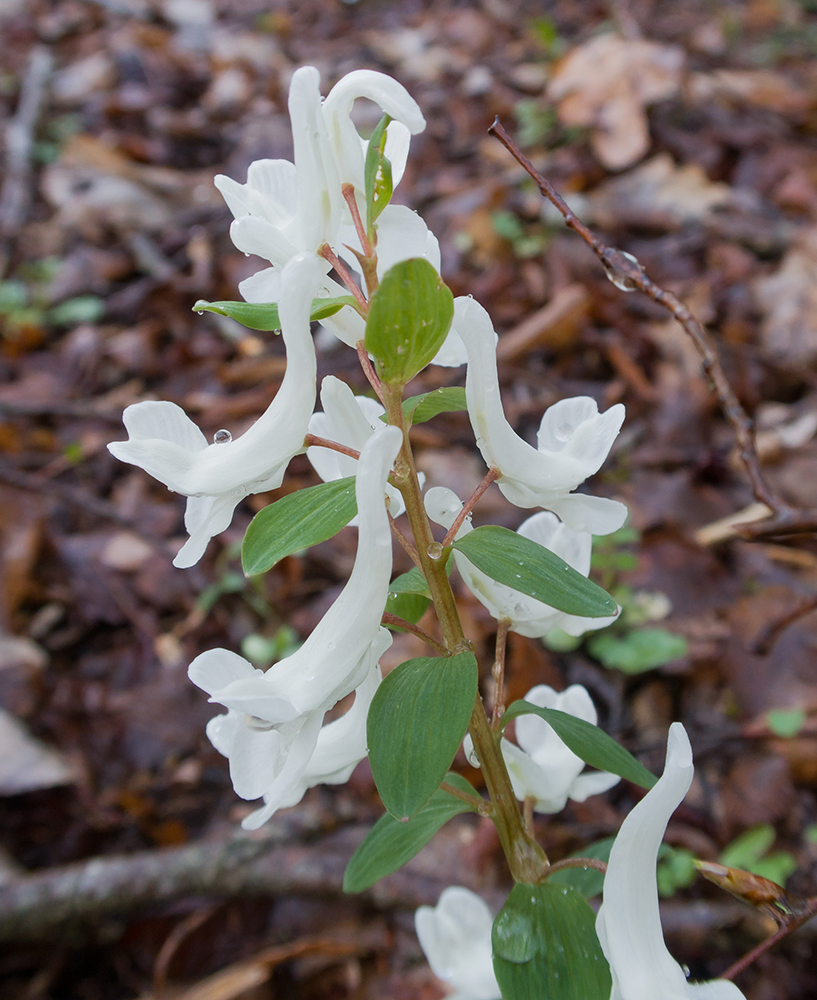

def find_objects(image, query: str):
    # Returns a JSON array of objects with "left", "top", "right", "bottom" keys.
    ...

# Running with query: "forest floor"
[{"left": 1, "top": 0, "right": 817, "bottom": 997}]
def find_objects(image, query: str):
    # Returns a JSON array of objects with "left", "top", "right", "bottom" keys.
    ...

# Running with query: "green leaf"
[
  {"left": 656, "top": 846, "right": 697, "bottom": 897},
  {"left": 587, "top": 627, "right": 687, "bottom": 673},
  {"left": 502, "top": 700, "right": 656, "bottom": 790},
  {"left": 720, "top": 825, "right": 776, "bottom": 869},
  {"left": 364, "top": 258, "right": 454, "bottom": 385},
  {"left": 451, "top": 525, "right": 617, "bottom": 618},
  {"left": 766, "top": 708, "right": 806, "bottom": 738},
  {"left": 403, "top": 386, "right": 467, "bottom": 424},
  {"left": 385, "top": 592, "right": 431, "bottom": 628},
  {"left": 49, "top": 295, "right": 104, "bottom": 326},
  {"left": 193, "top": 295, "right": 358, "bottom": 331},
  {"left": 546, "top": 838, "right": 614, "bottom": 898},
  {"left": 388, "top": 567, "right": 430, "bottom": 596},
  {"left": 242, "top": 477, "right": 357, "bottom": 576},
  {"left": 492, "top": 882, "right": 611, "bottom": 1000},
  {"left": 343, "top": 773, "right": 479, "bottom": 893},
  {"left": 364, "top": 113, "right": 393, "bottom": 228},
  {"left": 368, "top": 652, "right": 478, "bottom": 820}
]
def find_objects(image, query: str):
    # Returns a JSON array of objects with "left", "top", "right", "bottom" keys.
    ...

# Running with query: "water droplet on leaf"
[{"left": 493, "top": 908, "right": 537, "bottom": 963}]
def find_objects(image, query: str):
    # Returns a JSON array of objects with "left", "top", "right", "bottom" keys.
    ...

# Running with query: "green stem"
[{"left": 380, "top": 382, "right": 548, "bottom": 883}]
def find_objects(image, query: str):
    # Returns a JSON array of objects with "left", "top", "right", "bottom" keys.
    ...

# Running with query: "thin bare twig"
[
  {"left": 721, "top": 896, "right": 817, "bottom": 983},
  {"left": 488, "top": 118, "right": 817, "bottom": 541},
  {"left": 751, "top": 594, "right": 817, "bottom": 655}
]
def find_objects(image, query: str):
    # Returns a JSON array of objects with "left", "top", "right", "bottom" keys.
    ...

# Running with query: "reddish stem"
[
  {"left": 302, "top": 434, "right": 360, "bottom": 461},
  {"left": 356, "top": 339, "right": 386, "bottom": 405},
  {"left": 318, "top": 244, "right": 368, "bottom": 313},
  {"left": 441, "top": 467, "right": 501, "bottom": 548}
]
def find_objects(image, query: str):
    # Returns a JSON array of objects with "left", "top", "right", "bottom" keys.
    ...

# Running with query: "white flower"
[
  {"left": 457, "top": 296, "right": 627, "bottom": 534},
  {"left": 188, "top": 424, "right": 402, "bottom": 829},
  {"left": 307, "top": 375, "right": 407, "bottom": 518},
  {"left": 596, "top": 723, "right": 746, "bottom": 1000},
  {"left": 217, "top": 65, "right": 343, "bottom": 265},
  {"left": 424, "top": 487, "right": 618, "bottom": 639},
  {"left": 501, "top": 684, "right": 620, "bottom": 813},
  {"left": 108, "top": 252, "right": 323, "bottom": 567},
  {"left": 415, "top": 887, "right": 501, "bottom": 1000},
  {"left": 206, "top": 657, "right": 381, "bottom": 825}
]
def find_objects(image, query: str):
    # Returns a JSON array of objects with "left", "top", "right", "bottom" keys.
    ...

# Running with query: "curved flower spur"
[
  {"left": 187, "top": 424, "right": 402, "bottom": 829},
  {"left": 457, "top": 295, "right": 627, "bottom": 535},
  {"left": 107, "top": 252, "right": 323, "bottom": 567},
  {"left": 596, "top": 724, "right": 746, "bottom": 1000}
]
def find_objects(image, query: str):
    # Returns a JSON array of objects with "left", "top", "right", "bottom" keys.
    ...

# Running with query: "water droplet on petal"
[
  {"left": 214, "top": 429, "right": 232, "bottom": 444},
  {"left": 602, "top": 249, "right": 643, "bottom": 292}
]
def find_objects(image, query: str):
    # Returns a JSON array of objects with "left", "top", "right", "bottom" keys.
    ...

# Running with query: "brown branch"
[
  {"left": 488, "top": 118, "right": 817, "bottom": 541},
  {"left": 0, "top": 826, "right": 466, "bottom": 944},
  {"left": 751, "top": 593, "right": 817, "bottom": 655},
  {"left": 721, "top": 895, "right": 817, "bottom": 983}
]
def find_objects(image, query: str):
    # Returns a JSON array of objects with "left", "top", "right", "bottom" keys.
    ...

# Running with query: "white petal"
[
  {"left": 502, "top": 738, "right": 574, "bottom": 812},
  {"left": 517, "top": 511, "right": 591, "bottom": 575},
  {"left": 205, "top": 710, "right": 240, "bottom": 758},
  {"left": 569, "top": 769, "right": 621, "bottom": 802},
  {"left": 375, "top": 205, "right": 441, "bottom": 275},
  {"left": 240, "top": 709, "right": 324, "bottom": 829},
  {"left": 229, "top": 723, "right": 288, "bottom": 800},
  {"left": 245, "top": 158, "right": 298, "bottom": 225},
  {"left": 546, "top": 493, "right": 628, "bottom": 535},
  {"left": 288, "top": 66, "right": 342, "bottom": 252},
  {"left": 230, "top": 215, "right": 299, "bottom": 269},
  {"left": 173, "top": 493, "right": 241, "bottom": 568},
  {"left": 323, "top": 70, "right": 425, "bottom": 192},
  {"left": 188, "top": 647, "right": 258, "bottom": 696},
  {"left": 596, "top": 723, "right": 719, "bottom": 999},
  {"left": 415, "top": 887, "right": 500, "bottom": 1000},
  {"left": 238, "top": 266, "right": 282, "bottom": 304},
  {"left": 383, "top": 120, "right": 411, "bottom": 186},
  {"left": 255, "top": 426, "right": 400, "bottom": 717}
]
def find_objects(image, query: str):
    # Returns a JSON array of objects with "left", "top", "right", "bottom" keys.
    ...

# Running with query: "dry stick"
[
  {"left": 721, "top": 896, "right": 817, "bottom": 983},
  {"left": 0, "top": 45, "right": 53, "bottom": 269},
  {"left": 751, "top": 593, "right": 817, "bottom": 655},
  {"left": 491, "top": 617, "right": 512, "bottom": 731},
  {"left": 488, "top": 118, "right": 817, "bottom": 541},
  {"left": 441, "top": 467, "right": 501, "bottom": 548},
  {"left": 380, "top": 612, "right": 447, "bottom": 654}
]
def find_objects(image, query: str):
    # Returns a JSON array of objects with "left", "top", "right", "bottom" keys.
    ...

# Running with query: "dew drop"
[
  {"left": 213, "top": 429, "right": 232, "bottom": 444},
  {"left": 493, "top": 908, "right": 536, "bottom": 963},
  {"left": 427, "top": 542, "right": 444, "bottom": 560},
  {"left": 602, "top": 249, "right": 643, "bottom": 292}
]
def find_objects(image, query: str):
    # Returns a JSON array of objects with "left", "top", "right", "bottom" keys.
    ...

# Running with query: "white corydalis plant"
[
  {"left": 108, "top": 251, "right": 323, "bottom": 567},
  {"left": 187, "top": 424, "right": 402, "bottom": 829},
  {"left": 456, "top": 295, "right": 627, "bottom": 534},
  {"left": 596, "top": 724, "right": 746, "bottom": 1000}
]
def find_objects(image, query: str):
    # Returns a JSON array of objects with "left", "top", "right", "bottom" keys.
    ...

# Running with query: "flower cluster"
[{"left": 107, "top": 67, "right": 626, "bottom": 829}]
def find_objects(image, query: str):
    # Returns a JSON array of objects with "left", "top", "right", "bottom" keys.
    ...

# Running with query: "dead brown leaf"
[{"left": 547, "top": 34, "right": 684, "bottom": 170}]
